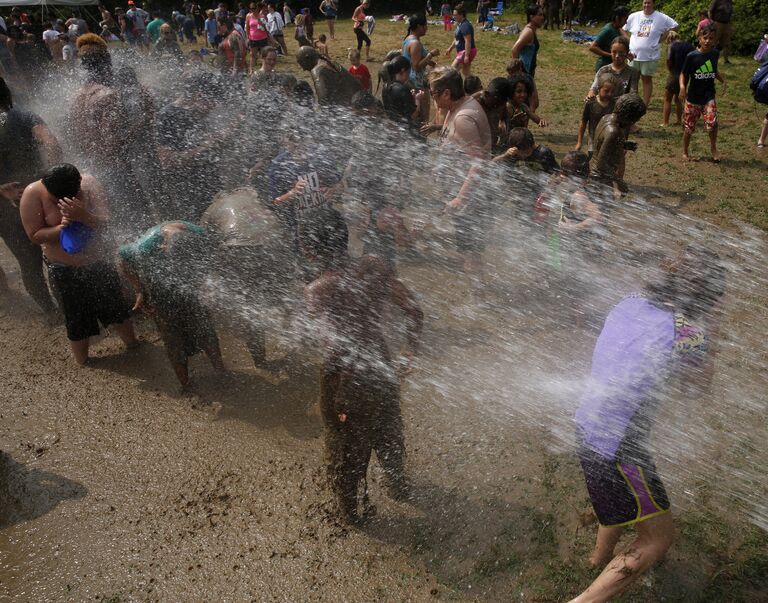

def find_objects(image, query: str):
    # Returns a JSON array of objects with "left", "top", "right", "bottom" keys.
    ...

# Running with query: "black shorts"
[
  {"left": 249, "top": 38, "right": 269, "bottom": 49},
  {"left": 452, "top": 204, "right": 492, "bottom": 253},
  {"left": 47, "top": 261, "right": 131, "bottom": 341},
  {"left": 578, "top": 445, "right": 670, "bottom": 528}
]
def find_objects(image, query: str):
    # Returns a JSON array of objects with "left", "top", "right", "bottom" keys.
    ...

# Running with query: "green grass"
[{"left": 264, "top": 12, "right": 767, "bottom": 231}]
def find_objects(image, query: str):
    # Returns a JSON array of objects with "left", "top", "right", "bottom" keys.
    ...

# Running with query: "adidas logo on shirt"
[{"left": 694, "top": 59, "right": 716, "bottom": 80}]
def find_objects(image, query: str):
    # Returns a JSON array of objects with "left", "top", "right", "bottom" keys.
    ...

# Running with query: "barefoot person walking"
[
  {"left": 570, "top": 245, "right": 725, "bottom": 603},
  {"left": 352, "top": 1, "right": 371, "bottom": 62},
  {"left": 319, "top": 0, "right": 338, "bottom": 40}
]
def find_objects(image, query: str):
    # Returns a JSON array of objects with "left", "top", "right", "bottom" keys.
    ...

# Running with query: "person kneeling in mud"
[
  {"left": 119, "top": 221, "right": 226, "bottom": 391},
  {"left": 301, "top": 208, "right": 423, "bottom": 523}
]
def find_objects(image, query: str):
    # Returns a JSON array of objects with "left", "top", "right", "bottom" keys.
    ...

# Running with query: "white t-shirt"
[
  {"left": 266, "top": 11, "right": 284, "bottom": 35},
  {"left": 127, "top": 8, "right": 148, "bottom": 31},
  {"left": 43, "top": 28, "right": 59, "bottom": 44},
  {"left": 624, "top": 10, "right": 678, "bottom": 62}
]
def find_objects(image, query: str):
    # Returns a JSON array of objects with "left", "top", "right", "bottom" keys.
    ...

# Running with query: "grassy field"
[{"left": 270, "top": 12, "right": 768, "bottom": 232}]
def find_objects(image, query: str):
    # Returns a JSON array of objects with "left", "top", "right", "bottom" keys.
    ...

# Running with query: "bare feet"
[{"left": 711, "top": 153, "right": 721, "bottom": 163}]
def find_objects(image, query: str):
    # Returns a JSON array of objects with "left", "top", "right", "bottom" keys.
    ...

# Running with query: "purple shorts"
[
  {"left": 455, "top": 47, "right": 477, "bottom": 64},
  {"left": 578, "top": 445, "right": 670, "bottom": 527}
]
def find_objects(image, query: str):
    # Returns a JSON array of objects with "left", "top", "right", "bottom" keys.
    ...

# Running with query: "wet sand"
[{"left": 1, "top": 206, "right": 767, "bottom": 602}]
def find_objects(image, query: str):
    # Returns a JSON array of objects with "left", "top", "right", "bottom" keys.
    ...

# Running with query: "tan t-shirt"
[{"left": 439, "top": 95, "right": 492, "bottom": 160}]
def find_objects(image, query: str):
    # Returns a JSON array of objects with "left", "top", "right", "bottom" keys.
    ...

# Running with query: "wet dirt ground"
[{"left": 1, "top": 203, "right": 766, "bottom": 602}]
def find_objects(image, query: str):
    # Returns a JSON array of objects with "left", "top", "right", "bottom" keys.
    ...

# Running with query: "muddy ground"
[{"left": 1, "top": 200, "right": 767, "bottom": 602}]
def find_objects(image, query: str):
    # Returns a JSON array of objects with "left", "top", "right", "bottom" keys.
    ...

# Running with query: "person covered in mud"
[
  {"left": 495, "top": 127, "right": 557, "bottom": 171},
  {"left": 119, "top": 221, "right": 226, "bottom": 390},
  {"left": 381, "top": 55, "right": 423, "bottom": 129},
  {"left": 591, "top": 92, "right": 646, "bottom": 195},
  {"left": 296, "top": 45, "right": 362, "bottom": 106},
  {"left": 472, "top": 77, "right": 511, "bottom": 152},
  {"left": 155, "top": 72, "right": 235, "bottom": 222},
  {"left": 570, "top": 244, "right": 725, "bottom": 603},
  {"left": 0, "top": 76, "right": 62, "bottom": 317},
  {"left": 201, "top": 187, "right": 297, "bottom": 371},
  {"left": 19, "top": 164, "right": 137, "bottom": 365},
  {"left": 301, "top": 207, "right": 423, "bottom": 523},
  {"left": 69, "top": 33, "right": 154, "bottom": 236}
]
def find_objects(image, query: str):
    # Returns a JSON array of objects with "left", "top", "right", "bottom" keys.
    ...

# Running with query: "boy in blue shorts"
[{"left": 679, "top": 24, "right": 727, "bottom": 162}]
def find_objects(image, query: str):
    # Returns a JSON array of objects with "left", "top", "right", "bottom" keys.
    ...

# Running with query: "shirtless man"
[
  {"left": 591, "top": 93, "right": 646, "bottom": 195},
  {"left": 70, "top": 34, "right": 155, "bottom": 235},
  {"left": 19, "top": 163, "right": 136, "bottom": 365},
  {"left": 428, "top": 67, "right": 492, "bottom": 290},
  {"left": 301, "top": 208, "right": 423, "bottom": 523}
]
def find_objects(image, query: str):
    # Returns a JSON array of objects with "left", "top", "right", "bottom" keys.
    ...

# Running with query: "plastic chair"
[{"left": 489, "top": 1, "right": 504, "bottom": 17}]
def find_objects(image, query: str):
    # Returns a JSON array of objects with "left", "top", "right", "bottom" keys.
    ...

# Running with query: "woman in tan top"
[{"left": 428, "top": 67, "right": 491, "bottom": 288}]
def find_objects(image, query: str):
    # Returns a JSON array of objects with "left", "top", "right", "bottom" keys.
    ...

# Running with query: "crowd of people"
[{"left": 0, "top": 1, "right": 748, "bottom": 601}]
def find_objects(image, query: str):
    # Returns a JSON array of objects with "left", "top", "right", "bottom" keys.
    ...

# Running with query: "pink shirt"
[{"left": 247, "top": 12, "right": 268, "bottom": 41}]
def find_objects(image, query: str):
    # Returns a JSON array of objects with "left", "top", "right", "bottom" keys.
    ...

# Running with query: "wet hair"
[
  {"left": 506, "top": 58, "right": 524, "bottom": 75},
  {"left": 387, "top": 55, "right": 411, "bottom": 77},
  {"left": 463, "top": 75, "right": 482, "bottom": 95},
  {"left": 428, "top": 67, "right": 464, "bottom": 100},
  {"left": 646, "top": 244, "right": 726, "bottom": 319},
  {"left": 612, "top": 5, "right": 630, "bottom": 19},
  {"left": 525, "top": 3, "right": 543, "bottom": 22},
  {"left": 507, "top": 127, "right": 534, "bottom": 151},
  {"left": 77, "top": 33, "right": 112, "bottom": 85},
  {"left": 318, "top": 34, "right": 327, "bottom": 42},
  {"left": 0, "top": 77, "right": 12, "bottom": 111},
  {"left": 610, "top": 36, "right": 630, "bottom": 52},
  {"left": 42, "top": 164, "right": 82, "bottom": 199},
  {"left": 261, "top": 45, "right": 277, "bottom": 58},
  {"left": 351, "top": 90, "right": 382, "bottom": 112},
  {"left": 406, "top": 13, "right": 427, "bottom": 35},
  {"left": 298, "top": 207, "right": 349, "bottom": 266},
  {"left": 699, "top": 23, "right": 716, "bottom": 37},
  {"left": 510, "top": 74, "right": 533, "bottom": 98},
  {"left": 596, "top": 72, "right": 619, "bottom": 92},
  {"left": 560, "top": 151, "right": 590, "bottom": 179},
  {"left": 614, "top": 93, "right": 646, "bottom": 124},
  {"left": 486, "top": 77, "right": 511, "bottom": 101}
]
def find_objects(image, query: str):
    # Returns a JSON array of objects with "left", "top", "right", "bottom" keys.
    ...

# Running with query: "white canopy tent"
[
  {"left": 0, "top": 0, "right": 98, "bottom": 6},
  {"left": 0, "top": 0, "right": 100, "bottom": 29}
]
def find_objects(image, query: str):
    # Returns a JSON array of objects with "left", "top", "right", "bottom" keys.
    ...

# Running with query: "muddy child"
[
  {"left": 680, "top": 24, "right": 727, "bottom": 162},
  {"left": 576, "top": 72, "right": 617, "bottom": 157},
  {"left": 591, "top": 93, "right": 646, "bottom": 194},
  {"left": 301, "top": 208, "right": 423, "bottom": 523},
  {"left": 119, "top": 221, "right": 226, "bottom": 390}
]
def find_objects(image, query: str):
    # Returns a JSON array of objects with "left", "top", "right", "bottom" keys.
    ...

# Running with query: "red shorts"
[
  {"left": 683, "top": 99, "right": 717, "bottom": 134},
  {"left": 455, "top": 47, "right": 477, "bottom": 64}
]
